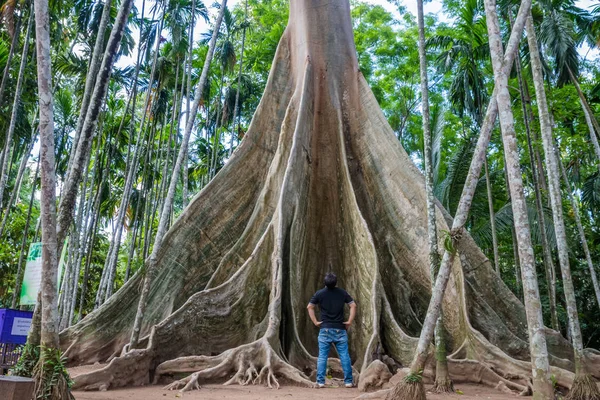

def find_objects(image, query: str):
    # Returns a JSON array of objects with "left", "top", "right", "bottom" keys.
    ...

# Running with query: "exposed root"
[
  {"left": 158, "top": 339, "right": 314, "bottom": 392},
  {"left": 432, "top": 377, "right": 455, "bottom": 394},
  {"left": 566, "top": 373, "right": 600, "bottom": 400},
  {"left": 72, "top": 349, "right": 153, "bottom": 391},
  {"left": 384, "top": 376, "right": 426, "bottom": 400}
]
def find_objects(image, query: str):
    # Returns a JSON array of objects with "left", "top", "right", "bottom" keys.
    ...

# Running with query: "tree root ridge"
[
  {"left": 384, "top": 378, "right": 426, "bottom": 400},
  {"left": 158, "top": 339, "right": 313, "bottom": 392},
  {"left": 565, "top": 374, "right": 600, "bottom": 400}
]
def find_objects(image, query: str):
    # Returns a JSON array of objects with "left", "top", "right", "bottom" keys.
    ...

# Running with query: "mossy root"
[{"left": 566, "top": 374, "right": 600, "bottom": 400}]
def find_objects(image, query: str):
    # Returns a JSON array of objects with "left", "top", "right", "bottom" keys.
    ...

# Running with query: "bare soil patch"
[{"left": 72, "top": 383, "right": 517, "bottom": 400}]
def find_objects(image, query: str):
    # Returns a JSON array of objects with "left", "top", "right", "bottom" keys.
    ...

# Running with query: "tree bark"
[
  {"left": 0, "top": 8, "right": 33, "bottom": 212},
  {"left": 34, "top": 0, "right": 61, "bottom": 349},
  {"left": 482, "top": 3, "right": 553, "bottom": 398},
  {"left": 0, "top": 11, "right": 22, "bottom": 113},
  {"left": 130, "top": 0, "right": 229, "bottom": 349},
  {"left": 512, "top": 31, "right": 559, "bottom": 330}
]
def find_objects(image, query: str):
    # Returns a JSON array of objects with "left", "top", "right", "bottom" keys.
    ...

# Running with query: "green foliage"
[
  {"left": 12, "top": 343, "right": 40, "bottom": 378},
  {"left": 404, "top": 371, "right": 423, "bottom": 383},
  {"left": 32, "top": 346, "right": 74, "bottom": 400}
]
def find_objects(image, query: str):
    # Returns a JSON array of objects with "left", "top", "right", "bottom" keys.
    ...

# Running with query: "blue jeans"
[{"left": 317, "top": 328, "right": 353, "bottom": 385}]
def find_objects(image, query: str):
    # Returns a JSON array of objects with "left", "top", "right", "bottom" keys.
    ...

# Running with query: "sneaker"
[
  {"left": 345, "top": 383, "right": 353, "bottom": 388},
  {"left": 317, "top": 383, "right": 325, "bottom": 388}
]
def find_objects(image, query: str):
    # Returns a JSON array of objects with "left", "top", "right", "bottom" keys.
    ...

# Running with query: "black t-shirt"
[{"left": 309, "top": 287, "right": 354, "bottom": 330}]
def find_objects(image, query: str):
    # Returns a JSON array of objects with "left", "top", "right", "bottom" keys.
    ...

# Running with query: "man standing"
[{"left": 307, "top": 272, "right": 357, "bottom": 388}]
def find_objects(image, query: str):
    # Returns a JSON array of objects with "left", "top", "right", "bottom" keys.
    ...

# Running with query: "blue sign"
[{"left": 0, "top": 309, "right": 33, "bottom": 345}]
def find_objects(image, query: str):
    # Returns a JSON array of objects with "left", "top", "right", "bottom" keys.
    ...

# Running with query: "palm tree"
[
  {"left": 416, "top": 0, "right": 453, "bottom": 392},
  {"left": 32, "top": 0, "right": 73, "bottom": 396}
]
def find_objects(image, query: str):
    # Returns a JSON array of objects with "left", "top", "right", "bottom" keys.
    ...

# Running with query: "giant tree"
[{"left": 62, "top": 0, "right": 597, "bottom": 396}]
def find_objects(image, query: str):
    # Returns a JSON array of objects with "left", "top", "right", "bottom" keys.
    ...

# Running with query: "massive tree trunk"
[
  {"left": 526, "top": 16, "right": 600, "bottom": 399},
  {"left": 62, "top": 0, "right": 597, "bottom": 395}
]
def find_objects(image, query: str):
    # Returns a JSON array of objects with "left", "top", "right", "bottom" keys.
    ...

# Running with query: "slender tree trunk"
[
  {"left": 0, "top": 131, "right": 36, "bottom": 237},
  {"left": 0, "top": 8, "right": 33, "bottom": 211},
  {"left": 512, "top": 34, "right": 559, "bottom": 330},
  {"left": 65, "top": 159, "right": 92, "bottom": 327},
  {"left": 415, "top": 0, "right": 453, "bottom": 392},
  {"left": 580, "top": 99, "right": 600, "bottom": 166},
  {"left": 527, "top": 17, "right": 600, "bottom": 397},
  {"left": 558, "top": 153, "right": 600, "bottom": 310},
  {"left": 57, "top": 0, "right": 135, "bottom": 250},
  {"left": 483, "top": 6, "right": 553, "bottom": 397},
  {"left": 11, "top": 157, "right": 40, "bottom": 308},
  {"left": 229, "top": 0, "right": 248, "bottom": 157},
  {"left": 484, "top": 158, "right": 500, "bottom": 275},
  {"left": 66, "top": 0, "right": 113, "bottom": 177},
  {"left": 182, "top": 0, "right": 196, "bottom": 208},
  {"left": 100, "top": 1, "right": 155, "bottom": 300},
  {"left": 387, "top": 2, "right": 535, "bottom": 398},
  {"left": 32, "top": 0, "right": 71, "bottom": 395},
  {"left": 0, "top": 12, "right": 22, "bottom": 112},
  {"left": 130, "top": 0, "right": 229, "bottom": 349},
  {"left": 78, "top": 182, "right": 102, "bottom": 322}
]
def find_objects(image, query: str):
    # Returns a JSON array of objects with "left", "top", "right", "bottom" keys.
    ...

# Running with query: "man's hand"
[{"left": 308, "top": 303, "right": 321, "bottom": 327}]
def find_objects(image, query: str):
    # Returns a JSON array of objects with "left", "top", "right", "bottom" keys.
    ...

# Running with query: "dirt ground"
[
  {"left": 72, "top": 382, "right": 517, "bottom": 400},
  {"left": 70, "top": 364, "right": 518, "bottom": 399}
]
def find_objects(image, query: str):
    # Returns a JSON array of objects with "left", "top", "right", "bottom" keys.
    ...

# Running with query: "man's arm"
[
  {"left": 344, "top": 302, "right": 357, "bottom": 327},
  {"left": 307, "top": 303, "right": 322, "bottom": 327}
]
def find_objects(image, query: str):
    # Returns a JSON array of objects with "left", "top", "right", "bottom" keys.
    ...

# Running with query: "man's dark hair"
[{"left": 324, "top": 273, "right": 337, "bottom": 289}]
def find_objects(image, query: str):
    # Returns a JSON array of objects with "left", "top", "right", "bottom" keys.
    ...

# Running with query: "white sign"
[
  {"left": 10, "top": 317, "right": 32, "bottom": 336},
  {"left": 19, "top": 241, "right": 67, "bottom": 306}
]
